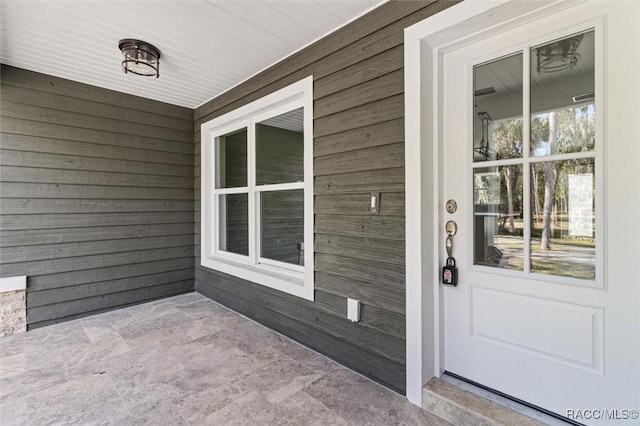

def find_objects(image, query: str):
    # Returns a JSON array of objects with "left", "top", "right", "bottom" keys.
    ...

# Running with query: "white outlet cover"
[{"left": 347, "top": 298, "right": 360, "bottom": 322}]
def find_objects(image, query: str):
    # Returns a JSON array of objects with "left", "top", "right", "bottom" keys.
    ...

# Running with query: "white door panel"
[{"left": 442, "top": 1, "right": 639, "bottom": 422}]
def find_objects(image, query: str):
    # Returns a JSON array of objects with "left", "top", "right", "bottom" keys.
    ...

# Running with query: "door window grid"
[
  {"left": 470, "top": 28, "right": 600, "bottom": 284},
  {"left": 212, "top": 113, "right": 305, "bottom": 271},
  {"left": 200, "top": 77, "right": 314, "bottom": 300}
]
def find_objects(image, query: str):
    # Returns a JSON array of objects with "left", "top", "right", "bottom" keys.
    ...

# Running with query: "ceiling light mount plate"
[{"left": 118, "top": 38, "right": 161, "bottom": 78}]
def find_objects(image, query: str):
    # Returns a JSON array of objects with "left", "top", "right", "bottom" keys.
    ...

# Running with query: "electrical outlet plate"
[{"left": 347, "top": 298, "right": 360, "bottom": 322}]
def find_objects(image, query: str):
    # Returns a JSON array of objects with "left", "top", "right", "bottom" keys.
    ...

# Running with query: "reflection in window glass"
[
  {"left": 531, "top": 30, "right": 595, "bottom": 156},
  {"left": 218, "top": 193, "right": 248, "bottom": 256},
  {"left": 473, "top": 166, "right": 524, "bottom": 270},
  {"left": 261, "top": 190, "right": 304, "bottom": 266},
  {"left": 215, "top": 129, "right": 247, "bottom": 188},
  {"left": 530, "top": 159, "right": 595, "bottom": 279},
  {"left": 256, "top": 108, "right": 304, "bottom": 185},
  {"left": 473, "top": 53, "right": 523, "bottom": 162}
]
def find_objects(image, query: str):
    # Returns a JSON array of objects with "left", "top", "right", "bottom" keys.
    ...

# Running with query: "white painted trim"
[
  {"left": 404, "top": 0, "right": 577, "bottom": 406},
  {"left": 0, "top": 276, "right": 27, "bottom": 293},
  {"left": 254, "top": 182, "right": 305, "bottom": 192},
  {"left": 201, "top": 76, "right": 314, "bottom": 302},
  {"left": 404, "top": 32, "right": 424, "bottom": 405}
]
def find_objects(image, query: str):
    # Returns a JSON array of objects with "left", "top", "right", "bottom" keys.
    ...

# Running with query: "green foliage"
[{"left": 493, "top": 118, "right": 523, "bottom": 160}]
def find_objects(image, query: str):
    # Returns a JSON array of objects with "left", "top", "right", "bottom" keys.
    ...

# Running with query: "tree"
[
  {"left": 540, "top": 111, "right": 557, "bottom": 250},
  {"left": 535, "top": 105, "right": 595, "bottom": 249},
  {"left": 492, "top": 119, "right": 522, "bottom": 234}
]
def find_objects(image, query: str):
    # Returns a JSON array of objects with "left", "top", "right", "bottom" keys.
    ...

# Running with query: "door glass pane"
[
  {"left": 530, "top": 159, "right": 595, "bottom": 279},
  {"left": 256, "top": 108, "right": 304, "bottom": 185},
  {"left": 531, "top": 30, "right": 595, "bottom": 156},
  {"left": 261, "top": 190, "right": 304, "bottom": 266},
  {"left": 473, "top": 165, "right": 524, "bottom": 270},
  {"left": 215, "top": 128, "right": 247, "bottom": 188},
  {"left": 218, "top": 193, "right": 248, "bottom": 256},
  {"left": 473, "top": 54, "right": 523, "bottom": 162}
]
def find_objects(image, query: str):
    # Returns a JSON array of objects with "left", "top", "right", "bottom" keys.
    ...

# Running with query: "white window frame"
[
  {"left": 201, "top": 76, "right": 314, "bottom": 301},
  {"left": 467, "top": 25, "right": 602, "bottom": 288}
]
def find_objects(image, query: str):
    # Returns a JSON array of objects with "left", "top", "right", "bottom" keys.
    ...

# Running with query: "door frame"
[{"left": 403, "top": 0, "right": 588, "bottom": 405}]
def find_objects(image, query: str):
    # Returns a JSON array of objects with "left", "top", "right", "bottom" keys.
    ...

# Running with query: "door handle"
[
  {"left": 445, "top": 220, "right": 457, "bottom": 256},
  {"left": 443, "top": 220, "right": 458, "bottom": 286}
]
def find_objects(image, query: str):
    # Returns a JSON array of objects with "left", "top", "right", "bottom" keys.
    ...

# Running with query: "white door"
[{"left": 442, "top": 1, "right": 639, "bottom": 422}]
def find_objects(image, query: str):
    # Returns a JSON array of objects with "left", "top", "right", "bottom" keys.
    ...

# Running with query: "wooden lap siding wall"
[
  {"left": 195, "top": 0, "right": 457, "bottom": 394},
  {"left": 0, "top": 65, "right": 195, "bottom": 328}
]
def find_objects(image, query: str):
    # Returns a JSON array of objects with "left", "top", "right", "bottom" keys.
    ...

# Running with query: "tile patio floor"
[{"left": 0, "top": 292, "right": 450, "bottom": 425}]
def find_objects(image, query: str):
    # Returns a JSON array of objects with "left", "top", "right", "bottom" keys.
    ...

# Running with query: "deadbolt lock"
[{"left": 446, "top": 199, "right": 457, "bottom": 214}]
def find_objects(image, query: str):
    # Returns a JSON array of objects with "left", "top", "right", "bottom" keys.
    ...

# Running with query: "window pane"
[
  {"left": 216, "top": 128, "right": 247, "bottom": 188},
  {"left": 261, "top": 190, "right": 304, "bottom": 266},
  {"left": 473, "top": 54, "right": 523, "bottom": 162},
  {"left": 218, "top": 193, "right": 248, "bottom": 256},
  {"left": 473, "top": 166, "right": 524, "bottom": 270},
  {"left": 531, "top": 30, "right": 595, "bottom": 156},
  {"left": 530, "top": 159, "right": 595, "bottom": 279},
  {"left": 256, "top": 108, "right": 304, "bottom": 185}
]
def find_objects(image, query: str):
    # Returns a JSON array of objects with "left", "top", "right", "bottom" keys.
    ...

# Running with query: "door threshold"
[{"left": 422, "top": 373, "right": 583, "bottom": 426}]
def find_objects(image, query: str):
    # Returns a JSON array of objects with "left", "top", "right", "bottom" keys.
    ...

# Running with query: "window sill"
[{"left": 201, "top": 255, "right": 313, "bottom": 301}]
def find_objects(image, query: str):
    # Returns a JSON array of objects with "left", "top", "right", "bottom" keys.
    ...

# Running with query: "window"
[
  {"left": 201, "top": 77, "right": 314, "bottom": 300},
  {"left": 472, "top": 29, "right": 599, "bottom": 284}
]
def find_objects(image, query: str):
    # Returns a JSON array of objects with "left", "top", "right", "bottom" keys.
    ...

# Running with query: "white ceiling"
[{"left": 0, "top": 0, "right": 386, "bottom": 109}]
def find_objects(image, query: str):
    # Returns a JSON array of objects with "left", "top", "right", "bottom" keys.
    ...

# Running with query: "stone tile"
[
  {"left": 238, "top": 355, "right": 323, "bottom": 404},
  {"left": 305, "top": 368, "right": 452, "bottom": 426},
  {"left": 0, "top": 352, "right": 25, "bottom": 378},
  {"left": 0, "top": 290, "right": 26, "bottom": 337},
  {"left": 23, "top": 320, "right": 90, "bottom": 368},
  {"left": 22, "top": 320, "right": 87, "bottom": 345},
  {"left": 61, "top": 335, "right": 130, "bottom": 377},
  {"left": 65, "top": 358, "right": 108, "bottom": 382},
  {"left": 83, "top": 308, "right": 137, "bottom": 331},
  {"left": 103, "top": 384, "right": 189, "bottom": 426},
  {"left": 0, "top": 396, "right": 27, "bottom": 425},
  {"left": 177, "top": 379, "right": 245, "bottom": 425},
  {"left": 216, "top": 320, "right": 290, "bottom": 363},
  {"left": 168, "top": 316, "right": 229, "bottom": 341},
  {"left": 116, "top": 310, "right": 189, "bottom": 340},
  {"left": 269, "top": 334, "right": 340, "bottom": 375},
  {"left": 123, "top": 320, "right": 195, "bottom": 353},
  {"left": 81, "top": 321, "right": 121, "bottom": 343},
  {"left": 186, "top": 305, "right": 249, "bottom": 330},
  {"left": 174, "top": 296, "right": 219, "bottom": 311},
  {"left": 0, "top": 294, "right": 455, "bottom": 425},
  {"left": 0, "top": 333, "right": 25, "bottom": 358},
  {"left": 253, "top": 390, "right": 350, "bottom": 426},
  {"left": 26, "top": 372, "right": 120, "bottom": 425},
  {"left": 0, "top": 362, "right": 67, "bottom": 401},
  {"left": 163, "top": 333, "right": 235, "bottom": 370},
  {"left": 219, "top": 388, "right": 275, "bottom": 422},
  {"left": 165, "top": 292, "right": 201, "bottom": 304},
  {"left": 203, "top": 406, "right": 247, "bottom": 426},
  {"left": 424, "top": 378, "right": 543, "bottom": 426},
  {"left": 101, "top": 346, "right": 183, "bottom": 393},
  {"left": 127, "top": 298, "right": 184, "bottom": 322},
  {"left": 166, "top": 348, "right": 260, "bottom": 394},
  {"left": 122, "top": 314, "right": 230, "bottom": 356},
  {"left": 217, "top": 320, "right": 339, "bottom": 375}
]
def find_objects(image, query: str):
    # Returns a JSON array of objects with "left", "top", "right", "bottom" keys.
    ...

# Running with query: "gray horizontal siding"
[
  {"left": 0, "top": 65, "right": 195, "bottom": 328},
  {"left": 194, "top": 0, "right": 457, "bottom": 394}
]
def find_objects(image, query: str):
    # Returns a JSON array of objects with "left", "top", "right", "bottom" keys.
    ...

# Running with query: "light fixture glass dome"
[{"left": 118, "top": 39, "right": 161, "bottom": 78}]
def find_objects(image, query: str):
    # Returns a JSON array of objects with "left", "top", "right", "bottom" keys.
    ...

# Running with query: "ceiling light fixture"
[
  {"left": 474, "top": 111, "right": 495, "bottom": 160},
  {"left": 118, "top": 39, "right": 161, "bottom": 78},
  {"left": 535, "top": 34, "right": 583, "bottom": 74}
]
